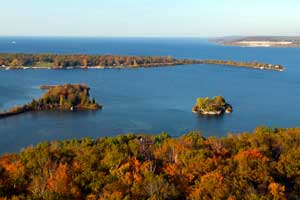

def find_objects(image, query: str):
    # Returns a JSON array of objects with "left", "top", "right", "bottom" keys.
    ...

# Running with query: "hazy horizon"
[
  {"left": 1, "top": 0, "right": 300, "bottom": 37},
  {"left": 1, "top": 35, "right": 300, "bottom": 39}
]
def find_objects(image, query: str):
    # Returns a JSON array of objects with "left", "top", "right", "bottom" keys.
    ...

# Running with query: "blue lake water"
[{"left": 0, "top": 37, "right": 300, "bottom": 153}]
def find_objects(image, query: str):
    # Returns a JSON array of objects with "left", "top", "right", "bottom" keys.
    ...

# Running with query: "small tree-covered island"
[
  {"left": 0, "top": 84, "right": 102, "bottom": 118},
  {"left": 192, "top": 96, "right": 233, "bottom": 115},
  {"left": 0, "top": 53, "right": 285, "bottom": 71}
]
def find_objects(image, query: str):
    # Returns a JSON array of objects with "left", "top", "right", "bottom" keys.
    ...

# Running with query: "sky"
[{"left": 0, "top": 0, "right": 299, "bottom": 37}]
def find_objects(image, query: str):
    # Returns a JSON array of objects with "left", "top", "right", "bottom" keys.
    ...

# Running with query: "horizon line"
[{"left": 0, "top": 35, "right": 299, "bottom": 39}]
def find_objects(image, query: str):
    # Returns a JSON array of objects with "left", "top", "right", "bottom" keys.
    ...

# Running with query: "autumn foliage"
[
  {"left": 0, "top": 53, "right": 200, "bottom": 69},
  {"left": 0, "top": 127, "right": 300, "bottom": 199}
]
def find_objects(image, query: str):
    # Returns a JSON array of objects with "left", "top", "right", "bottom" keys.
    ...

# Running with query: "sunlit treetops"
[{"left": 0, "top": 127, "right": 300, "bottom": 199}]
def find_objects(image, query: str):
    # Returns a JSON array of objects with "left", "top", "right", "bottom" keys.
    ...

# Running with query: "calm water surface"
[{"left": 0, "top": 37, "right": 299, "bottom": 153}]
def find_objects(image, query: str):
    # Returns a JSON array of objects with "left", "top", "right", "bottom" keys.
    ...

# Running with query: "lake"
[{"left": 0, "top": 37, "right": 300, "bottom": 153}]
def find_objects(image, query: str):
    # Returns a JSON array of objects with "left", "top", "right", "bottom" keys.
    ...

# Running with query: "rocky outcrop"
[{"left": 192, "top": 96, "right": 232, "bottom": 116}]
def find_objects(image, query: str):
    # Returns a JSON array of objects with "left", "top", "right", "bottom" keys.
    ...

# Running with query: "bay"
[{"left": 0, "top": 37, "right": 299, "bottom": 153}]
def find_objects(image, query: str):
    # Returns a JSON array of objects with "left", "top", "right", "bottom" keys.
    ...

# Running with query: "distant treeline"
[{"left": 0, "top": 53, "right": 200, "bottom": 68}]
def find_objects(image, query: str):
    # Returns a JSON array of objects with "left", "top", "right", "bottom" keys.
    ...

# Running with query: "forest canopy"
[{"left": 1, "top": 127, "right": 300, "bottom": 199}]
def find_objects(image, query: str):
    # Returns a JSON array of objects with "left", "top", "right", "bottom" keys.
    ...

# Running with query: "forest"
[
  {"left": 0, "top": 126, "right": 300, "bottom": 199},
  {"left": 0, "top": 53, "right": 200, "bottom": 69}
]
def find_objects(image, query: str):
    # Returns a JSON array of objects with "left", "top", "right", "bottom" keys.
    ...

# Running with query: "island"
[
  {"left": 0, "top": 84, "right": 102, "bottom": 118},
  {"left": 192, "top": 96, "right": 232, "bottom": 115},
  {"left": 0, "top": 53, "right": 285, "bottom": 71},
  {"left": 212, "top": 36, "right": 300, "bottom": 47}
]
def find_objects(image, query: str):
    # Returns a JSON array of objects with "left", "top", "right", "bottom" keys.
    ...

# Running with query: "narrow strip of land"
[
  {"left": 0, "top": 53, "right": 284, "bottom": 71},
  {"left": 201, "top": 60, "right": 284, "bottom": 71}
]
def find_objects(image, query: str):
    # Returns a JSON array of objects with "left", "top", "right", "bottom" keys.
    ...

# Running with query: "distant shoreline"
[
  {"left": 212, "top": 36, "right": 300, "bottom": 48},
  {"left": 218, "top": 41, "right": 300, "bottom": 48}
]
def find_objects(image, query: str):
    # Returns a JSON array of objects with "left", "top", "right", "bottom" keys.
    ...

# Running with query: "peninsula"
[
  {"left": 213, "top": 36, "right": 300, "bottom": 47},
  {"left": 192, "top": 96, "right": 232, "bottom": 115},
  {"left": 0, "top": 84, "right": 102, "bottom": 118},
  {"left": 0, "top": 53, "right": 201, "bottom": 69},
  {"left": 0, "top": 53, "right": 285, "bottom": 71}
]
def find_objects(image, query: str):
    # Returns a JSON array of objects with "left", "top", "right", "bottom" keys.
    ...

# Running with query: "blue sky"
[{"left": 1, "top": 0, "right": 299, "bottom": 37}]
